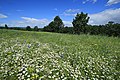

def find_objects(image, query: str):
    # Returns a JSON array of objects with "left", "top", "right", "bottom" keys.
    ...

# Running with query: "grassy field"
[{"left": 0, "top": 29, "right": 120, "bottom": 80}]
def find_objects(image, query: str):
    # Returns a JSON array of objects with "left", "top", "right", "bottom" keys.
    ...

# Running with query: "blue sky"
[{"left": 0, "top": 0, "right": 120, "bottom": 27}]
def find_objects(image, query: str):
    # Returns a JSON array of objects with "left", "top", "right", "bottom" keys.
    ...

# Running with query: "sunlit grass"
[{"left": 0, "top": 29, "right": 120, "bottom": 80}]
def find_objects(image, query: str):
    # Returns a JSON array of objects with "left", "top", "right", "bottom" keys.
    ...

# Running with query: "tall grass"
[{"left": 0, "top": 29, "right": 120, "bottom": 80}]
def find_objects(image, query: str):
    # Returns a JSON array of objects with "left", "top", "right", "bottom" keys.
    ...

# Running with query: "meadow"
[{"left": 0, "top": 29, "right": 120, "bottom": 80}]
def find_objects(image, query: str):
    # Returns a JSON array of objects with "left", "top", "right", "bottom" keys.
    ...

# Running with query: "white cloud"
[
  {"left": 63, "top": 8, "right": 120, "bottom": 26},
  {"left": 20, "top": 17, "right": 50, "bottom": 27},
  {"left": 89, "top": 8, "right": 120, "bottom": 25},
  {"left": 61, "top": 12, "right": 76, "bottom": 16},
  {"left": 0, "top": 13, "right": 8, "bottom": 18},
  {"left": 0, "top": 17, "right": 50, "bottom": 27},
  {"left": 83, "top": 0, "right": 97, "bottom": 4},
  {"left": 63, "top": 21, "right": 72, "bottom": 27},
  {"left": 93, "top": 0, "right": 97, "bottom": 3},
  {"left": 65, "top": 9, "right": 80, "bottom": 13},
  {"left": 61, "top": 9, "right": 80, "bottom": 16},
  {"left": 21, "top": 17, "right": 40, "bottom": 22},
  {"left": 83, "top": 0, "right": 89, "bottom": 4},
  {"left": 0, "top": 23, "right": 5, "bottom": 26},
  {"left": 107, "top": 0, "right": 120, "bottom": 6}
]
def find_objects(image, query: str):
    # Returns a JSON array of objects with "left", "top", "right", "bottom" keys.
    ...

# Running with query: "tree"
[
  {"left": 105, "top": 21, "right": 120, "bottom": 37},
  {"left": 72, "top": 12, "right": 90, "bottom": 34},
  {"left": 43, "top": 21, "right": 55, "bottom": 32},
  {"left": 26, "top": 26, "right": 31, "bottom": 31},
  {"left": 34, "top": 26, "right": 39, "bottom": 31},
  {"left": 108, "top": 21, "right": 114, "bottom": 25},
  {"left": 5, "top": 24, "right": 8, "bottom": 29},
  {"left": 43, "top": 16, "right": 64, "bottom": 32},
  {"left": 54, "top": 16, "right": 64, "bottom": 32}
]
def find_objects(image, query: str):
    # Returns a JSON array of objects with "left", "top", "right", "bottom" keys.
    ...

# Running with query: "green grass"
[{"left": 0, "top": 29, "right": 120, "bottom": 80}]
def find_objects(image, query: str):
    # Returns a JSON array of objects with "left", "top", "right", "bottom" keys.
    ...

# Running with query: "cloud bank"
[
  {"left": 0, "top": 17, "right": 50, "bottom": 27},
  {"left": 62, "top": 8, "right": 120, "bottom": 25},
  {"left": 19, "top": 17, "right": 50, "bottom": 27},
  {"left": 89, "top": 8, "right": 120, "bottom": 25}
]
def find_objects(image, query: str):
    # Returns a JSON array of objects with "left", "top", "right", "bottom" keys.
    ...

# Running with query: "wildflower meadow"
[{"left": 0, "top": 29, "right": 120, "bottom": 80}]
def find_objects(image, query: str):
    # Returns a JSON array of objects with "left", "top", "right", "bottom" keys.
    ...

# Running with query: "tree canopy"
[
  {"left": 26, "top": 26, "right": 32, "bottom": 31},
  {"left": 34, "top": 26, "right": 39, "bottom": 31},
  {"left": 72, "top": 12, "right": 90, "bottom": 34},
  {"left": 43, "top": 16, "right": 64, "bottom": 32},
  {"left": 5, "top": 24, "right": 8, "bottom": 29}
]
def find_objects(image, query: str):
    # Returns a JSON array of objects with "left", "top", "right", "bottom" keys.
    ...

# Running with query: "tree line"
[
  {"left": 0, "top": 24, "right": 41, "bottom": 31},
  {"left": 43, "top": 12, "right": 120, "bottom": 37},
  {"left": 0, "top": 12, "right": 120, "bottom": 37}
]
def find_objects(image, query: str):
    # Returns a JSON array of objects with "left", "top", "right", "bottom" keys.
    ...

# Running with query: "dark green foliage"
[
  {"left": 54, "top": 16, "right": 64, "bottom": 32},
  {"left": 85, "top": 22, "right": 120, "bottom": 37},
  {"left": 43, "top": 16, "right": 64, "bottom": 32},
  {"left": 9, "top": 27, "right": 26, "bottom": 31},
  {"left": 34, "top": 26, "right": 39, "bottom": 31},
  {"left": 59, "top": 27, "right": 74, "bottom": 34},
  {"left": 5, "top": 24, "right": 8, "bottom": 29},
  {"left": 105, "top": 22, "right": 120, "bottom": 37},
  {"left": 72, "top": 12, "right": 90, "bottom": 34},
  {"left": 108, "top": 21, "right": 114, "bottom": 25},
  {"left": 26, "top": 26, "right": 32, "bottom": 31},
  {"left": 0, "top": 26, "right": 5, "bottom": 29},
  {"left": 43, "top": 21, "right": 55, "bottom": 32}
]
